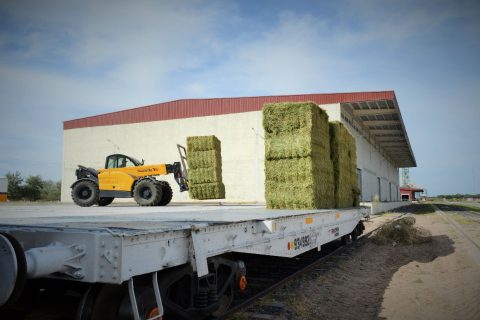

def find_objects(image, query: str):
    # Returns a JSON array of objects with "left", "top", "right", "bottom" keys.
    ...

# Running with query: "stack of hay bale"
[
  {"left": 329, "top": 121, "right": 359, "bottom": 208},
  {"left": 263, "top": 102, "right": 334, "bottom": 209},
  {"left": 187, "top": 135, "right": 225, "bottom": 199}
]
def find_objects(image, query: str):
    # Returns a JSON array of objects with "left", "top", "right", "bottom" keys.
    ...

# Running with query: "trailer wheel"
[
  {"left": 157, "top": 181, "right": 173, "bottom": 206},
  {"left": 133, "top": 179, "right": 162, "bottom": 206},
  {"left": 72, "top": 180, "right": 98, "bottom": 207},
  {"left": 98, "top": 197, "right": 114, "bottom": 206}
]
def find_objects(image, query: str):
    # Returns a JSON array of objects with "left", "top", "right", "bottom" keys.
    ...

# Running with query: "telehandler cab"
[{"left": 71, "top": 152, "right": 188, "bottom": 207}]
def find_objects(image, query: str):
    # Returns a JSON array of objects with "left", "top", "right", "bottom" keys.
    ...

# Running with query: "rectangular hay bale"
[
  {"left": 187, "top": 135, "right": 221, "bottom": 152},
  {"left": 263, "top": 101, "right": 334, "bottom": 209},
  {"left": 263, "top": 102, "right": 328, "bottom": 136},
  {"left": 189, "top": 182, "right": 225, "bottom": 200},
  {"left": 188, "top": 167, "right": 222, "bottom": 184},
  {"left": 186, "top": 135, "right": 225, "bottom": 200},
  {"left": 187, "top": 150, "right": 222, "bottom": 169}
]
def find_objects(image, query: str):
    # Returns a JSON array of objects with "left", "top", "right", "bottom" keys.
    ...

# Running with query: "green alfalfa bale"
[
  {"left": 265, "top": 179, "right": 334, "bottom": 209},
  {"left": 188, "top": 167, "right": 222, "bottom": 184},
  {"left": 264, "top": 131, "right": 330, "bottom": 160},
  {"left": 187, "top": 150, "right": 222, "bottom": 169},
  {"left": 186, "top": 135, "right": 225, "bottom": 200},
  {"left": 189, "top": 182, "right": 225, "bottom": 200},
  {"left": 263, "top": 101, "right": 334, "bottom": 209},
  {"left": 264, "top": 102, "right": 331, "bottom": 161},
  {"left": 187, "top": 135, "right": 221, "bottom": 152},
  {"left": 265, "top": 156, "right": 335, "bottom": 209},
  {"left": 346, "top": 131, "right": 360, "bottom": 206},
  {"left": 264, "top": 153, "right": 332, "bottom": 183},
  {"left": 329, "top": 122, "right": 358, "bottom": 208},
  {"left": 263, "top": 102, "right": 328, "bottom": 136}
]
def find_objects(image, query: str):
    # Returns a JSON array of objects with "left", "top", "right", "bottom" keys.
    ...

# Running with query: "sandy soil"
[{"left": 230, "top": 205, "right": 480, "bottom": 320}]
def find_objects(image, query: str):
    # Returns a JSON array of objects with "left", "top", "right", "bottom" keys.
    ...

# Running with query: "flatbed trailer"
[{"left": 0, "top": 204, "right": 369, "bottom": 319}]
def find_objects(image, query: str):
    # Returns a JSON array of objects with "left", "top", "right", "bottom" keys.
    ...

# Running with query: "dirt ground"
[{"left": 230, "top": 204, "right": 480, "bottom": 320}]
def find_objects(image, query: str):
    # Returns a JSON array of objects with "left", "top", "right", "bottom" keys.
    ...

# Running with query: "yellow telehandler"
[{"left": 71, "top": 151, "right": 188, "bottom": 207}]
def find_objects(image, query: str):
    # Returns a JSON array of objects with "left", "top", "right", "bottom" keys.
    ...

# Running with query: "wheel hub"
[
  {"left": 80, "top": 188, "right": 91, "bottom": 198},
  {"left": 141, "top": 188, "right": 152, "bottom": 199}
]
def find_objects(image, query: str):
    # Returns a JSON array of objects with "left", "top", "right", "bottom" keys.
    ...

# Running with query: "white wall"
[{"left": 361, "top": 201, "right": 410, "bottom": 214}]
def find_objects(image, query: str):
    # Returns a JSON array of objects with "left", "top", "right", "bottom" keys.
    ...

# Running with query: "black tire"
[
  {"left": 133, "top": 179, "right": 162, "bottom": 206},
  {"left": 72, "top": 180, "right": 98, "bottom": 207},
  {"left": 157, "top": 181, "right": 173, "bottom": 206},
  {"left": 98, "top": 197, "right": 114, "bottom": 206}
]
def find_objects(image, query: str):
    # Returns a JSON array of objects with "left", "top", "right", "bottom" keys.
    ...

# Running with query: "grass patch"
[
  {"left": 388, "top": 203, "right": 435, "bottom": 214},
  {"left": 186, "top": 135, "right": 225, "bottom": 200},
  {"left": 438, "top": 203, "right": 480, "bottom": 213},
  {"left": 450, "top": 213, "right": 476, "bottom": 225},
  {"left": 414, "top": 203, "right": 436, "bottom": 214},
  {"left": 263, "top": 102, "right": 334, "bottom": 209}
]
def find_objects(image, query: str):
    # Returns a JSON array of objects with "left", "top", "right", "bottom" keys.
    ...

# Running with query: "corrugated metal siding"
[
  {"left": 64, "top": 91, "right": 395, "bottom": 130},
  {"left": 0, "top": 177, "right": 7, "bottom": 193}
]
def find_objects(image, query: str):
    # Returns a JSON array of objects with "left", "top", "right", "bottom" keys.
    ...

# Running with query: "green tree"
[
  {"left": 41, "top": 180, "right": 61, "bottom": 201},
  {"left": 24, "top": 175, "right": 44, "bottom": 201},
  {"left": 6, "top": 171, "right": 24, "bottom": 200}
]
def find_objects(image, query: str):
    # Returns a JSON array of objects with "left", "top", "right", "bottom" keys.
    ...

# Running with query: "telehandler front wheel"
[
  {"left": 72, "top": 180, "right": 99, "bottom": 207},
  {"left": 133, "top": 179, "right": 162, "bottom": 206}
]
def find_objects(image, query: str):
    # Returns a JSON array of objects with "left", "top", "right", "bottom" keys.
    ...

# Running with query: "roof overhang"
[{"left": 340, "top": 94, "right": 416, "bottom": 168}]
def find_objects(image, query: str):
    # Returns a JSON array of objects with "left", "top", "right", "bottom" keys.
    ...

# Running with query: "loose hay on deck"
[
  {"left": 371, "top": 216, "right": 432, "bottom": 245},
  {"left": 186, "top": 135, "right": 225, "bottom": 200},
  {"left": 329, "top": 121, "right": 359, "bottom": 208},
  {"left": 263, "top": 102, "right": 334, "bottom": 209}
]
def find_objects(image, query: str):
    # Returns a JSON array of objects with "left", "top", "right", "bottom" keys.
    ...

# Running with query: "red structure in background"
[{"left": 400, "top": 187, "right": 424, "bottom": 201}]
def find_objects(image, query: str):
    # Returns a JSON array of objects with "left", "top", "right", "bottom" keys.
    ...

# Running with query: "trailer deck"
[
  {"left": 0, "top": 203, "right": 369, "bottom": 319},
  {"left": 0, "top": 203, "right": 363, "bottom": 231}
]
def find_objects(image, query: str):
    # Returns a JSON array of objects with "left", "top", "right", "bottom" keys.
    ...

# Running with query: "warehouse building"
[{"left": 61, "top": 91, "right": 416, "bottom": 210}]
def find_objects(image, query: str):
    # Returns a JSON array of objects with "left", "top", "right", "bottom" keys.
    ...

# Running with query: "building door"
[
  {"left": 389, "top": 182, "right": 392, "bottom": 201},
  {"left": 377, "top": 177, "right": 381, "bottom": 201}
]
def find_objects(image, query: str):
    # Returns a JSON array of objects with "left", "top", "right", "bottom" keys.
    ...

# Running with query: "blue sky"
[{"left": 0, "top": 0, "right": 479, "bottom": 196}]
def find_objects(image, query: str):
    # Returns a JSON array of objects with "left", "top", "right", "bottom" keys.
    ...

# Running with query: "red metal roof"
[
  {"left": 400, "top": 187, "right": 424, "bottom": 192},
  {"left": 64, "top": 91, "right": 396, "bottom": 130}
]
